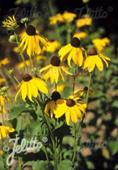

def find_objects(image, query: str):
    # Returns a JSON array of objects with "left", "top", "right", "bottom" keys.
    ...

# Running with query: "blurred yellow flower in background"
[
  {"left": 49, "top": 11, "right": 76, "bottom": 25},
  {"left": 15, "top": 74, "right": 48, "bottom": 101},
  {"left": 59, "top": 37, "right": 85, "bottom": 67},
  {"left": 16, "top": 25, "right": 48, "bottom": 57},
  {"left": 73, "top": 32, "right": 88, "bottom": 40},
  {"left": 0, "top": 125, "right": 15, "bottom": 139},
  {"left": 0, "top": 58, "right": 10, "bottom": 67},
  {"left": 0, "top": 78, "right": 6, "bottom": 86},
  {"left": 92, "top": 37, "right": 110, "bottom": 52},
  {"left": 43, "top": 40, "right": 61, "bottom": 53},
  {"left": 36, "top": 55, "right": 46, "bottom": 61},
  {"left": 49, "top": 13, "right": 64, "bottom": 25},
  {"left": 76, "top": 15, "right": 92, "bottom": 28},
  {"left": 83, "top": 48, "right": 110, "bottom": 72},
  {"left": 56, "top": 84, "right": 65, "bottom": 93},
  {"left": 0, "top": 95, "right": 8, "bottom": 114},
  {"left": 54, "top": 96, "right": 86, "bottom": 125},
  {"left": 2, "top": 15, "right": 18, "bottom": 30},
  {"left": 17, "top": 60, "right": 31, "bottom": 69},
  {"left": 40, "top": 56, "right": 71, "bottom": 83},
  {"left": 0, "top": 149, "right": 4, "bottom": 155},
  {"left": 62, "top": 11, "right": 76, "bottom": 23}
]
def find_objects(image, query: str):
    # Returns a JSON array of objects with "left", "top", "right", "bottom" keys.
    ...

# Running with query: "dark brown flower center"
[
  {"left": 71, "top": 37, "right": 81, "bottom": 47},
  {"left": 83, "top": 86, "right": 88, "bottom": 91},
  {"left": 51, "top": 91, "right": 61, "bottom": 100},
  {"left": 87, "top": 48, "right": 97, "bottom": 55},
  {"left": 50, "top": 56, "right": 60, "bottom": 66},
  {"left": 23, "top": 74, "right": 32, "bottom": 81},
  {"left": 0, "top": 123, "right": 2, "bottom": 126},
  {"left": 66, "top": 99, "right": 75, "bottom": 107},
  {"left": 26, "top": 25, "right": 36, "bottom": 35}
]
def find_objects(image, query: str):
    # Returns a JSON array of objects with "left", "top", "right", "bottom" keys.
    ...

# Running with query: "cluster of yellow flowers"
[
  {"left": 0, "top": 12, "right": 111, "bottom": 138},
  {"left": 49, "top": 11, "right": 77, "bottom": 25}
]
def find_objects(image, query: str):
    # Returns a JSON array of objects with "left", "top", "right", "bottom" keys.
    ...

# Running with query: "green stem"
[
  {"left": 86, "top": 73, "right": 92, "bottom": 104},
  {"left": 14, "top": 32, "right": 28, "bottom": 73},
  {"left": 66, "top": 23, "right": 71, "bottom": 43},
  {"left": 37, "top": 98, "right": 58, "bottom": 169},
  {"left": 72, "top": 123, "right": 81, "bottom": 167}
]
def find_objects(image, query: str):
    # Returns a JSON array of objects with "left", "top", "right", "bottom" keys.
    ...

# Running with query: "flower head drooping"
[
  {"left": 83, "top": 47, "right": 111, "bottom": 72},
  {"left": 44, "top": 91, "right": 62, "bottom": 117},
  {"left": 2, "top": 15, "right": 18, "bottom": 31},
  {"left": 15, "top": 74, "right": 48, "bottom": 102},
  {"left": 92, "top": 37, "right": 110, "bottom": 52},
  {"left": 40, "top": 56, "right": 71, "bottom": 83},
  {"left": 0, "top": 124, "right": 15, "bottom": 139},
  {"left": 54, "top": 95, "right": 87, "bottom": 125},
  {"left": 58, "top": 37, "right": 85, "bottom": 67},
  {"left": 16, "top": 25, "right": 48, "bottom": 57},
  {"left": 76, "top": 15, "right": 92, "bottom": 28}
]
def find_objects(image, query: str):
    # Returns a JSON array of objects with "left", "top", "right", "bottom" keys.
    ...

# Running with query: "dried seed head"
[
  {"left": 87, "top": 48, "right": 97, "bottom": 55},
  {"left": 26, "top": 25, "right": 36, "bottom": 35},
  {"left": 66, "top": 99, "right": 75, "bottom": 107},
  {"left": 50, "top": 56, "right": 60, "bottom": 66},
  {"left": 71, "top": 37, "right": 81, "bottom": 47}
]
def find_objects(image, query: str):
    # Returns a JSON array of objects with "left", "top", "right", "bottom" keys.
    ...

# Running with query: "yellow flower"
[
  {"left": 0, "top": 95, "right": 8, "bottom": 114},
  {"left": 40, "top": 56, "right": 71, "bottom": 83},
  {"left": 83, "top": 48, "right": 111, "bottom": 72},
  {"left": 44, "top": 91, "right": 61, "bottom": 117},
  {"left": 54, "top": 97, "right": 86, "bottom": 125},
  {"left": 76, "top": 16, "right": 92, "bottom": 28},
  {"left": 16, "top": 25, "right": 48, "bottom": 57},
  {"left": 73, "top": 32, "right": 87, "bottom": 40},
  {"left": 36, "top": 55, "right": 46, "bottom": 61},
  {"left": 58, "top": 37, "right": 85, "bottom": 67},
  {"left": 62, "top": 11, "right": 76, "bottom": 23},
  {"left": 15, "top": 74, "right": 48, "bottom": 101},
  {"left": 0, "top": 78, "right": 6, "bottom": 86},
  {"left": 0, "top": 58, "right": 10, "bottom": 67},
  {"left": 0, "top": 125, "right": 15, "bottom": 139},
  {"left": 2, "top": 15, "right": 18, "bottom": 30},
  {"left": 92, "top": 38, "right": 110, "bottom": 52},
  {"left": 17, "top": 60, "right": 31, "bottom": 69},
  {"left": 0, "top": 149, "right": 4, "bottom": 155},
  {"left": 43, "top": 40, "right": 61, "bottom": 53},
  {"left": 57, "top": 84, "right": 65, "bottom": 93},
  {"left": 49, "top": 13, "right": 64, "bottom": 25},
  {"left": 0, "top": 95, "right": 7, "bottom": 107},
  {"left": 49, "top": 12, "right": 76, "bottom": 25}
]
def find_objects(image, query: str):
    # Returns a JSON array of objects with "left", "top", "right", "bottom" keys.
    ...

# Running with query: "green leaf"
[
  {"left": 0, "top": 157, "right": 5, "bottom": 170},
  {"left": 32, "top": 161, "right": 52, "bottom": 170},
  {"left": 112, "top": 101, "right": 118, "bottom": 108},
  {"left": 108, "top": 138, "right": 118, "bottom": 155},
  {"left": 86, "top": 161, "right": 95, "bottom": 169},
  {"left": 10, "top": 104, "right": 35, "bottom": 119},
  {"left": 57, "top": 160, "right": 73, "bottom": 170}
]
